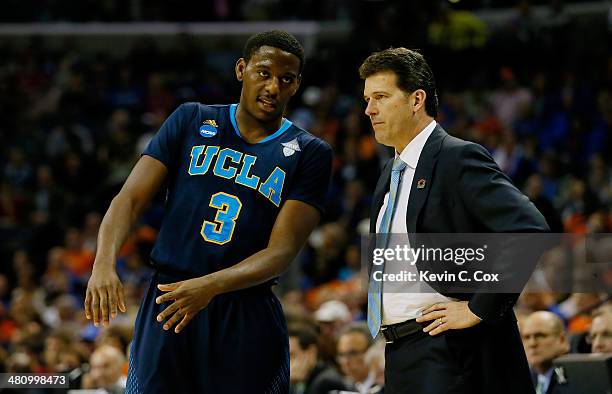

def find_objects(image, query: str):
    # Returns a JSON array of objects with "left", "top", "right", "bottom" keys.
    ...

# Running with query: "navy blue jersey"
[{"left": 143, "top": 103, "right": 332, "bottom": 277}]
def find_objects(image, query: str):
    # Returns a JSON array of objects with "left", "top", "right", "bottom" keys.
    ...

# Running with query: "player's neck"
[{"left": 235, "top": 105, "right": 283, "bottom": 143}]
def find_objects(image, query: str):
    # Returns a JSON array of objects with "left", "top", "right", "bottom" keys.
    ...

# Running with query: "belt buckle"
[{"left": 381, "top": 326, "right": 397, "bottom": 344}]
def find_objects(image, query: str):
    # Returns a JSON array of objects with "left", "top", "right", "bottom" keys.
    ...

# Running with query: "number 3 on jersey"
[{"left": 201, "top": 192, "right": 242, "bottom": 245}]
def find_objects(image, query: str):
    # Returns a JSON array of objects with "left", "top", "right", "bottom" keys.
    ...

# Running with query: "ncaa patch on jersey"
[
  {"left": 281, "top": 138, "right": 301, "bottom": 157},
  {"left": 199, "top": 120, "right": 218, "bottom": 138}
]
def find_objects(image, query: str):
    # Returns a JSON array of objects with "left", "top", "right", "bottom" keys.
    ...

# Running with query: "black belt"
[{"left": 381, "top": 319, "right": 425, "bottom": 344}]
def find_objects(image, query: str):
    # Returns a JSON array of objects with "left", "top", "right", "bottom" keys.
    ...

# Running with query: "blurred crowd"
[
  {"left": 0, "top": 0, "right": 599, "bottom": 23},
  {"left": 1, "top": 0, "right": 612, "bottom": 393}
]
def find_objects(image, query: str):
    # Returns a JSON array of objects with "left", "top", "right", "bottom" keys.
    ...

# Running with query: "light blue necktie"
[{"left": 367, "top": 157, "right": 407, "bottom": 338}]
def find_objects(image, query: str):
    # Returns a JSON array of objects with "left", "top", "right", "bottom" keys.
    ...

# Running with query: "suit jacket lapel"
[
  {"left": 406, "top": 125, "right": 447, "bottom": 233},
  {"left": 369, "top": 158, "right": 393, "bottom": 234}
]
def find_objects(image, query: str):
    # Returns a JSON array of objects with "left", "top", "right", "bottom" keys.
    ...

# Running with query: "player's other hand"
[
  {"left": 84, "top": 266, "right": 127, "bottom": 327},
  {"left": 155, "top": 276, "right": 220, "bottom": 334}
]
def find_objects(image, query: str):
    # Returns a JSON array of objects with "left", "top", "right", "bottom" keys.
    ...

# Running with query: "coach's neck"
[{"left": 394, "top": 112, "right": 434, "bottom": 154}]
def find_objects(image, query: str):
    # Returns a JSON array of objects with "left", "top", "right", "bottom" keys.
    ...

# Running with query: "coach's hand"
[
  {"left": 155, "top": 276, "right": 219, "bottom": 334},
  {"left": 416, "top": 301, "right": 482, "bottom": 336},
  {"left": 85, "top": 266, "right": 127, "bottom": 327}
]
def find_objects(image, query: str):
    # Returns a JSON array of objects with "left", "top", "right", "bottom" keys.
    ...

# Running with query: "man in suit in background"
[
  {"left": 521, "top": 311, "right": 569, "bottom": 394},
  {"left": 360, "top": 47, "right": 549, "bottom": 394},
  {"left": 588, "top": 311, "right": 612, "bottom": 353}
]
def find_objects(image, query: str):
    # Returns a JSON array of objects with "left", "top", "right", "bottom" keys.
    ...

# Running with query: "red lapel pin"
[{"left": 417, "top": 178, "right": 426, "bottom": 189}]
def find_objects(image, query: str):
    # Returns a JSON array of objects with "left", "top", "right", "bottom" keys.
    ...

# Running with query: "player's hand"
[
  {"left": 84, "top": 266, "right": 127, "bottom": 327},
  {"left": 415, "top": 301, "right": 482, "bottom": 336},
  {"left": 155, "top": 276, "right": 219, "bottom": 334}
]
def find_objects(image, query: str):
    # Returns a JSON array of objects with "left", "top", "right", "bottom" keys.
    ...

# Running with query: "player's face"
[
  {"left": 363, "top": 71, "right": 417, "bottom": 150},
  {"left": 236, "top": 45, "right": 301, "bottom": 123}
]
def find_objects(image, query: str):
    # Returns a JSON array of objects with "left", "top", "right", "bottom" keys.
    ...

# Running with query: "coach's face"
[
  {"left": 364, "top": 71, "right": 421, "bottom": 151},
  {"left": 236, "top": 45, "right": 301, "bottom": 123}
]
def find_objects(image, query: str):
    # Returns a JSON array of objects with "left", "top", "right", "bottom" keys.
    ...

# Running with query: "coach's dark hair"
[
  {"left": 243, "top": 30, "right": 305, "bottom": 75},
  {"left": 288, "top": 324, "right": 319, "bottom": 350},
  {"left": 359, "top": 47, "right": 438, "bottom": 117}
]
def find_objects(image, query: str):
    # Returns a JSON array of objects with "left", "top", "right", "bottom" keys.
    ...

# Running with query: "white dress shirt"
[{"left": 375, "top": 120, "right": 456, "bottom": 325}]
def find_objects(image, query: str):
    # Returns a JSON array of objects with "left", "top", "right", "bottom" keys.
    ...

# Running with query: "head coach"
[{"left": 360, "top": 47, "right": 550, "bottom": 394}]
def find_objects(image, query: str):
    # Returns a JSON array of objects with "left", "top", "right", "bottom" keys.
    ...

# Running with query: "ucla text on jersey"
[
  {"left": 143, "top": 102, "right": 332, "bottom": 277},
  {"left": 188, "top": 145, "right": 286, "bottom": 207}
]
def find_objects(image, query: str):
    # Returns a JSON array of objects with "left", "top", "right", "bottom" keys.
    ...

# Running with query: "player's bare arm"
[
  {"left": 84, "top": 156, "right": 168, "bottom": 327},
  {"left": 154, "top": 199, "right": 320, "bottom": 333}
]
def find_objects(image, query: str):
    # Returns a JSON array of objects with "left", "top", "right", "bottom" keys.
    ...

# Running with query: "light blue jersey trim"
[{"left": 229, "top": 104, "right": 293, "bottom": 144}]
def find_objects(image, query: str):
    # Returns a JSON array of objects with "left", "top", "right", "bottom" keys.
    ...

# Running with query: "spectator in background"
[
  {"left": 521, "top": 311, "right": 569, "bottom": 394},
  {"left": 41, "top": 247, "right": 73, "bottom": 299},
  {"left": 82, "top": 345, "right": 126, "bottom": 393},
  {"left": 489, "top": 67, "right": 533, "bottom": 128},
  {"left": 588, "top": 312, "right": 612, "bottom": 353},
  {"left": 41, "top": 327, "right": 86, "bottom": 388},
  {"left": 42, "top": 294, "right": 80, "bottom": 332},
  {"left": 336, "top": 323, "right": 379, "bottom": 394},
  {"left": 363, "top": 340, "right": 385, "bottom": 394},
  {"left": 63, "top": 227, "right": 95, "bottom": 282},
  {"left": 6, "top": 351, "right": 36, "bottom": 373},
  {"left": 314, "top": 300, "right": 352, "bottom": 365},
  {"left": 95, "top": 325, "right": 132, "bottom": 356},
  {"left": 525, "top": 174, "right": 564, "bottom": 233},
  {"left": 42, "top": 329, "right": 75, "bottom": 370},
  {"left": 289, "top": 324, "right": 349, "bottom": 394}
]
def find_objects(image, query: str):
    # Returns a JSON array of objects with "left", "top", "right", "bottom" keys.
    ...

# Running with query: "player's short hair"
[
  {"left": 243, "top": 30, "right": 305, "bottom": 75},
  {"left": 288, "top": 324, "right": 319, "bottom": 350},
  {"left": 359, "top": 47, "right": 438, "bottom": 117}
]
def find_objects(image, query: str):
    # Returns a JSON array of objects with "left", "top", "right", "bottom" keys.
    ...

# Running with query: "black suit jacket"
[{"left": 370, "top": 125, "right": 549, "bottom": 393}]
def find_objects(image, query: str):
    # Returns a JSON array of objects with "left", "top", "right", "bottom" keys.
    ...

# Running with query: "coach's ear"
[{"left": 235, "top": 58, "right": 246, "bottom": 82}]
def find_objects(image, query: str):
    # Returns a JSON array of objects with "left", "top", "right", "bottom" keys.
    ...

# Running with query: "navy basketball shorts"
[{"left": 126, "top": 271, "right": 289, "bottom": 394}]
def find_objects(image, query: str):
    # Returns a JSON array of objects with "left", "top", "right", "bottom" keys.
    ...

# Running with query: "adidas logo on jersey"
[{"left": 281, "top": 138, "right": 301, "bottom": 157}]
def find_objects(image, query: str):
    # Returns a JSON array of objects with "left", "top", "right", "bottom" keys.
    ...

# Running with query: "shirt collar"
[{"left": 397, "top": 119, "right": 437, "bottom": 169}]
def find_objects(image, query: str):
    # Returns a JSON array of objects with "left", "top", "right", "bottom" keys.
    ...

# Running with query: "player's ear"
[
  {"left": 289, "top": 75, "right": 302, "bottom": 97},
  {"left": 235, "top": 58, "right": 247, "bottom": 82}
]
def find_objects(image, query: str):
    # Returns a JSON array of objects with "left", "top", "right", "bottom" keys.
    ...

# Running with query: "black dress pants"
[{"left": 384, "top": 324, "right": 481, "bottom": 394}]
